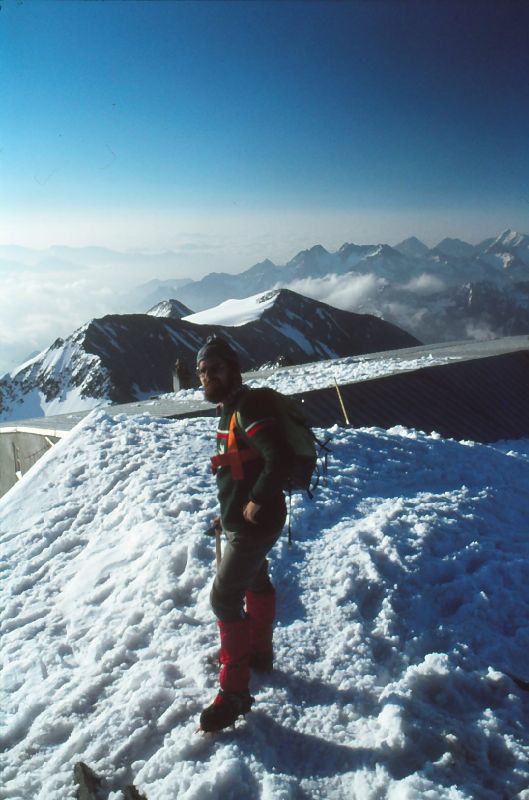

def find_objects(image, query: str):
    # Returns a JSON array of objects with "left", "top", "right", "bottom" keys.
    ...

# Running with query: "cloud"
[
  {"left": 403, "top": 273, "right": 446, "bottom": 294},
  {"left": 464, "top": 321, "right": 497, "bottom": 341},
  {"left": 0, "top": 270, "right": 117, "bottom": 376},
  {"left": 284, "top": 273, "right": 384, "bottom": 312},
  {"left": 279, "top": 273, "right": 434, "bottom": 342}
]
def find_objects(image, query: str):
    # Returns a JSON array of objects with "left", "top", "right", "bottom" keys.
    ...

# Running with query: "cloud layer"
[{"left": 0, "top": 269, "right": 116, "bottom": 375}]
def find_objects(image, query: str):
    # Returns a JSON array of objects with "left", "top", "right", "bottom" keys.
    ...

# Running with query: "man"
[{"left": 197, "top": 335, "right": 287, "bottom": 732}]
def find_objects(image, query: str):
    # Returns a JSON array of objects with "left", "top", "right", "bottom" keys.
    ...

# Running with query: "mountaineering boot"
[
  {"left": 199, "top": 689, "right": 254, "bottom": 733},
  {"left": 246, "top": 586, "right": 276, "bottom": 673},
  {"left": 200, "top": 618, "right": 254, "bottom": 732}
]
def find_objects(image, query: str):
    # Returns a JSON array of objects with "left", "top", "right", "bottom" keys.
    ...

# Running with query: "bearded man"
[{"left": 196, "top": 336, "right": 287, "bottom": 732}]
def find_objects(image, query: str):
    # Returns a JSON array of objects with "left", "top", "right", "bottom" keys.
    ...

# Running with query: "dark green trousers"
[{"left": 210, "top": 524, "right": 284, "bottom": 622}]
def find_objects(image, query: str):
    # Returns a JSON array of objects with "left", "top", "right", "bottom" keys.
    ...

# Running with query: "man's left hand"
[{"left": 243, "top": 500, "right": 261, "bottom": 524}]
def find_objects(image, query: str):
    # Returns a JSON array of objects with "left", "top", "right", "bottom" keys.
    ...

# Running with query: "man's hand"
[
  {"left": 243, "top": 500, "right": 261, "bottom": 525},
  {"left": 204, "top": 516, "right": 222, "bottom": 537},
  {"left": 212, "top": 515, "right": 222, "bottom": 533}
]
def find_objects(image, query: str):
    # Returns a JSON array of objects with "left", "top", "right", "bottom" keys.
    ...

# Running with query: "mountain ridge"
[
  {"left": 150, "top": 229, "right": 529, "bottom": 345},
  {"left": 0, "top": 289, "right": 419, "bottom": 421}
]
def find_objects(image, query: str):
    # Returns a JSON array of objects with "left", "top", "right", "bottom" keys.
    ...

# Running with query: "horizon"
[
  {"left": 0, "top": 226, "right": 529, "bottom": 268},
  {"left": 2, "top": 224, "right": 525, "bottom": 258},
  {"left": 0, "top": 221, "right": 527, "bottom": 380},
  {"left": 0, "top": 222, "right": 527, "bottom": 378},
  {"left": 3, "top": 211, "right": 526, "bottom": 276}
]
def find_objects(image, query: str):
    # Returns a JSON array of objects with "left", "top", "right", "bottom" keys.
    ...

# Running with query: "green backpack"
[{"left": 234, "top": 387, "right": 329, "bottom": 497}]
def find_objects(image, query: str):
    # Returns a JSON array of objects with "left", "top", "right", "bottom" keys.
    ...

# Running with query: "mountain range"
[
  {"left": 3, "top": 228, "right": 529, "bottom": 422},
  {"left": 137, "top": 229, "right": 529, "bottom": 344},
  {"left": 3, "top": 229, "right": 529, "bottom": 348},
  {"left": 0, "top": 290, "right": 418, "bottom": 421}
]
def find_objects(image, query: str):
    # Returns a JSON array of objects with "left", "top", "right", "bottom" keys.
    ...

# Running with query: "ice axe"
[
  {"left": 215, "top": 528, "right": 222, "bottom": 568},
  {"left": 205, "top": 518, "right": 223, "bottom": 567}
]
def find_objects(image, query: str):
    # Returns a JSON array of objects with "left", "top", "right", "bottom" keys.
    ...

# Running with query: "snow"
[
  {"left": 164, "top": 351, "right": 462, "bottom": 406},
  {"left": 1, "top": 385, "right": 104, "bottom": 423},
  {"left": 493, "top": 229, "right": 527, "bottom": 249},
  {"left": 10, "top": 349, "right": 46, "bottom": 377},
  {"left": 2, "top": 409, "right": 529, "bottom": 799},
  {"left": 1, "top": 327, "right": 109, "bottom": 422},
  {"left": 183, "top": 291, "right": 280, "bottom": 327}
]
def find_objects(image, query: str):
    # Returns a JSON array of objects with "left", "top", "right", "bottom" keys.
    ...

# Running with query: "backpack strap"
[{"left": 211, "top": 412, "right": 261, "bottom": 480}]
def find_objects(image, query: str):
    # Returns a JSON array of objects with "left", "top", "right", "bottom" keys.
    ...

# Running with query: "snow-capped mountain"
[
  {"left": 488, "top": 228, "right": 529, "bottom": 258},
  {"left": 0, "top": 329, "right": 113, "bottom": 420},
  {"left": 0, "top": 289, "right": 419, "bottom": 421},
  {"left": 146, "top": 298, "right": 193, "bottom": 318},
  {"left": 136, "top": 229, "right": 529, "bottom": 344}
]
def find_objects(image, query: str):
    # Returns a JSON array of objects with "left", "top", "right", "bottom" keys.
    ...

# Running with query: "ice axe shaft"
[{"left": 215, "top": 529, "right": 222, "bottom": 567}]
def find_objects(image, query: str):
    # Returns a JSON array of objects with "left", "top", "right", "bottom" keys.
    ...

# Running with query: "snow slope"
[
  {"left": 0, "top": 327, "right": 110, "bottom": 422},
  {"left": 183, "top": 290, "right": 280, "bottom": 326},
  {"left": 1, "top": 409, "right": 529, "bottom": 799}
]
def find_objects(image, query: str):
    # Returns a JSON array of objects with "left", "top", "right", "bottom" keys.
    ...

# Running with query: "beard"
[
  {"left": 203, "top": 381, "right": 228, "bottom": 404},
  {"left": 202, "top": 368, "right": 241, "bottom": 405}
]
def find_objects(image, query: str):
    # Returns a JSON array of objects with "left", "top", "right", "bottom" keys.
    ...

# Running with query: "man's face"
[{"left": 197, "top": 357, "right": 233, "bottom": 404}]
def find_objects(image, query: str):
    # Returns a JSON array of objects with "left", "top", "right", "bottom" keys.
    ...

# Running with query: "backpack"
[
  {"left": 234, "top": 388, "right": 331, "bottom": 526},
  {"left": 210, "top": 388, "right": 331, "bottom": 542}
]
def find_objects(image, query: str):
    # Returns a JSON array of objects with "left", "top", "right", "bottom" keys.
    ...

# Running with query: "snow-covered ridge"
[
  {"left": 183, "top": 289, "right": 280, "bottom": 326},
  {"left": 0, "top": 289, "right": 418, "bottom": 422},
  {"left": 1, "top": 410, "right": 529, "bottom": 798},
  {"left": 0, "top": 325, "right": 111, "bottom": 421},
  {"left": 492, "top": 228, "right": 529, "bottom": 250}
]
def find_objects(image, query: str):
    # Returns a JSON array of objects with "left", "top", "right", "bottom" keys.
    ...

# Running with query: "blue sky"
[{"left": 2, "top": 0, "right": 529, "bottom": 254}]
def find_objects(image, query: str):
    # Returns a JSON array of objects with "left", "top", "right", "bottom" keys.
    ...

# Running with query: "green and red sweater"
[{"left": 213, "top": 387, "right": 287, "bottom": 533}]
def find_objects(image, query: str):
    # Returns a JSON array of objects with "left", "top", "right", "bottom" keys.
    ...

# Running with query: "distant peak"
[
  {"left": 146, "top": 298, "right": 192, "bottom": 318},
  {"left": 396, "top": 236, "right": 429, "bottom": 248},
  {"left": 394, "top": 237, "right": 430, "bottom": 259},
  {"left": 289, "top": 244, "right": 330, "bottom": 266},
  {"left": 366, "top": 244, "right": 400, "bottom": 258},
  {"left": 493, "top": 229, "right": 526, "bottom": 247},
  {"left": 433, "top": 237, "right": 475, "bottom": 258},
  {"left": 483, "top": 229, "right": 529, "bottom": 255}
]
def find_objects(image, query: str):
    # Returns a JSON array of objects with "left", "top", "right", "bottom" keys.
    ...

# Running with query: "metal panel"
[{"left": 292, "top": 351, "right": 529, "bottom": 442}]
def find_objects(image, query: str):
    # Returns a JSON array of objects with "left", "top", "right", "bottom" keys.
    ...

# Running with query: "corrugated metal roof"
[{"left": 294, "top": 351, "right": 529, "bottom": 442}]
